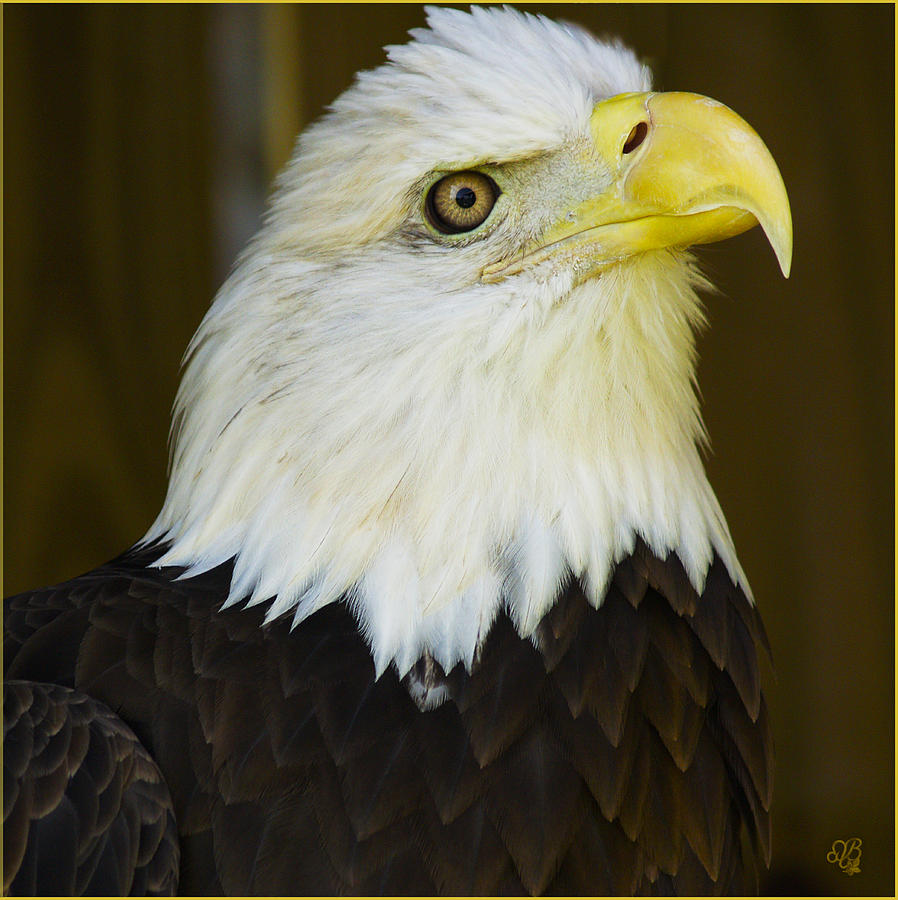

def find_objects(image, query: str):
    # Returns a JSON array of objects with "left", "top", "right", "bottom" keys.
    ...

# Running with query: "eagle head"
[{"left": 145, "top": 6, "right": 791, "bottom": 677}]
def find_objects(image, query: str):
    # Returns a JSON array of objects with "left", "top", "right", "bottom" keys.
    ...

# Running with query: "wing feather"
[{"left": 3, "top": 681, "right": 179, "bottom": 896}]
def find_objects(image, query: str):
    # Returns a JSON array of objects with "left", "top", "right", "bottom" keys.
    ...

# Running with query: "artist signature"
[{"left": 827, "top": 838, "right": 862, "bottom": 875}]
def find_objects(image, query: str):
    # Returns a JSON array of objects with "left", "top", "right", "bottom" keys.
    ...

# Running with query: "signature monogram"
[{"left": 827, "top": 838, "right": 862, "bottom": 875}]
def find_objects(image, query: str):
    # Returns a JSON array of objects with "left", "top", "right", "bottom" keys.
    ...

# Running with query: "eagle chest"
[{"left": 8, "top": 541, "right": 769, "bottom": 895}]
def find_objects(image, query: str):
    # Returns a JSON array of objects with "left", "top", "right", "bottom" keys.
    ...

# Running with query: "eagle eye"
[{"left": 425, "top": 171, "right": 499, "bottom": 234}]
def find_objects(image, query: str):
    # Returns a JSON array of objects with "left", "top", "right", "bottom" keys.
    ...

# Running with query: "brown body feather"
[
  {"left": 3, "top": 681, "right": 179, "bottom": 895},
  {"left": 4, "top": 540, "right": 771, "bottom": 895}
]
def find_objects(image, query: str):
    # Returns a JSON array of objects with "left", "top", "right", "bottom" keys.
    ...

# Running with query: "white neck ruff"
[{"left": 145, "top": 249, "right": 748, "bottom": 677}]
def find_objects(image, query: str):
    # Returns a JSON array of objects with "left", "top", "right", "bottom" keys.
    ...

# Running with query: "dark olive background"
[{"left": 4, "top": 5, "right": 893, "bottom": 895}]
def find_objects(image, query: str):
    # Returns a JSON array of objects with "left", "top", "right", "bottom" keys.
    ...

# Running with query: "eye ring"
[{"left": 425, "top": 171, "right": 500, "bottom": 235}]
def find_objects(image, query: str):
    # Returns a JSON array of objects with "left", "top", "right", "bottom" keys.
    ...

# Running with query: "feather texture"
[
  {"left": 3, "top": 680, "right": 179, "bottom": 896},
  {"left": 5, "top": 540, "right": 771, "bottom": 894}
]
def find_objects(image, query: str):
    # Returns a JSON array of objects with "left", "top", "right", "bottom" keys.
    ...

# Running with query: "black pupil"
[{"left": 455, "top": 186, "right": 476, "bottom": 209}]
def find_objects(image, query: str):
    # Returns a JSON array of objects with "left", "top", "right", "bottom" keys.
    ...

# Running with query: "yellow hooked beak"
[{"left": 482, "top": 91, "right": 792, "bottom": 282}]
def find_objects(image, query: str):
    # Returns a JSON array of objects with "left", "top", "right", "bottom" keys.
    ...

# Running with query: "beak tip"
[
  {"left": 762, "top": 218, "right": 792, "bottom": 279},
  {"left": 778, "top": 251, "right": 792, "bottom": 279}
]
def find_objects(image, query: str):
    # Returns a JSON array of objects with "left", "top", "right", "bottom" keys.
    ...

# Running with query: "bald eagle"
[{"left": 4, "top": 7, "right": 790, "bottom": 896}]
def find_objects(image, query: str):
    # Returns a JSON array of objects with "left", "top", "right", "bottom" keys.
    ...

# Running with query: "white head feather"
[{"left": 145, "top": 6, "right": 749, "bottom": 677}]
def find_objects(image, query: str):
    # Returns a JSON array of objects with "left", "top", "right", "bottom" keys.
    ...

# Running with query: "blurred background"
[{"left": 4, "top": 4, "right": 893, "bottom": 894}]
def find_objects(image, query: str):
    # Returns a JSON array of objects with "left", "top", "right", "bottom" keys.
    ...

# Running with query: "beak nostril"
[{"left": 622, "top": 121, "right": 648, "bottom": 155}]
